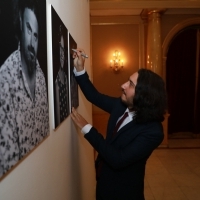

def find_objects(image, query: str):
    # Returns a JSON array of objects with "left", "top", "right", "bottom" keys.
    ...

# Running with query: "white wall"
[{"left": 0, "top": 0, "right": 96, "bottom": 200}]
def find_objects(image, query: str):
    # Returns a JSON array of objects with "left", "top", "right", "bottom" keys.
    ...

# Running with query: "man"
[
  {"left": 0, "top": 0, "right": 49, "bottom": 177},
  {"left": 54, "top": 24, "right": 69, "bottom": 127},
  {"left": 71, "top": 49, "right": 167, "bottom": 199}
]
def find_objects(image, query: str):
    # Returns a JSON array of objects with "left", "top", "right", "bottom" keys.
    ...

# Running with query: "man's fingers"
[
  {"left": 76, "top": 48, "right": 85, "bottom": 54},
  {"left": 71, "top": 107, "right": 76, "bottom": 114},
  {"left": 71, "top": 107, "right": 88, "bottom": 129},
  {"left": 71, "top": 107, "right": 80, "bottom": 121},
  {"left": 72, "top": 107, "right": 79, "bottom": 117}
]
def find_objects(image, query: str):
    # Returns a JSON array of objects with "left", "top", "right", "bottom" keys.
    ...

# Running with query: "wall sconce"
[{"left": 110, "top": 50, "right": 124, "bottom": 72}]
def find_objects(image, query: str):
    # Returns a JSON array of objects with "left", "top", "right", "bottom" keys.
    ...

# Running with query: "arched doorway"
[
  {"left": 166, "top": 26, "right": 200, "bottom": 136},
  {"left": 162, "top": 18, "right": 200, "bottom": 145}
]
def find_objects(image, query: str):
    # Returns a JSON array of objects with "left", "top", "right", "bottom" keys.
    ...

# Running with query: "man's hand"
[
  {"left": 71, "top": 107, "right": 88, "bottom": 129},
  {"left": 73, "top": 48, "right": 85, "bottom": 72}
]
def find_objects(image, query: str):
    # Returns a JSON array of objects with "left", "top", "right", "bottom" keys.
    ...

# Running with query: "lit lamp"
[{"left": 110, "top": 50, "right": 124, "bottom": 72}]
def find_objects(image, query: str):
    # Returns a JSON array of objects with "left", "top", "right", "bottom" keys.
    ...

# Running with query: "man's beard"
[
  {"left": 26, "top": 46, "right": 37, "bottom": 72},
  {"left": 25, "top": 53, "right": 36, "bottom": 72},
  {"left": 121, "top": 94, "right": 134, "bottom": 110},
  {"left": 28, "top": 57, "right": 36, "bottom": 71},
  {"left": 121, "top": 95, "right": 128, "bottom": 105}
]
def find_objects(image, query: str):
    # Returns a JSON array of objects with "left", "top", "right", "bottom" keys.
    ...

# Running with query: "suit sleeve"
[
  {"left": 75, "top": 72, "right": 118, "bottom": 113},
  {"left": 84, "top": 122, "right": 164, "bottom": 170}
]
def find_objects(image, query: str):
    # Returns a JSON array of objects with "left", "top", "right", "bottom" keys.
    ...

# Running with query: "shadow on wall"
[{"left": 67, "top": 122, "right": 83, "bottom": 199}]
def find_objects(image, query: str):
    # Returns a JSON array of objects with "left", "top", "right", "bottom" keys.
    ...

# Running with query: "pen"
[{"left": 72, "top": 49, "right": 88, "bottom": 58}]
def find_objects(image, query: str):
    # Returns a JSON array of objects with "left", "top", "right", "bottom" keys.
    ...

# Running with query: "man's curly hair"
[
  {"left": 133, "top": 68, "right": 167, "bottom": 123},
  {"left": 12, "top": 0, "right": 40, "bottom": 41}
]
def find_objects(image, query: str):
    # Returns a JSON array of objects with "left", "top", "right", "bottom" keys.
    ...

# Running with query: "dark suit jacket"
[{"left": 76, "top": 73, "right": 164, "bottom": 200}]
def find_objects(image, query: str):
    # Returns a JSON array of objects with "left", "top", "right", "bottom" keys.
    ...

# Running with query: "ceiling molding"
[
  {"left": 90, "top": 1, "right": 200, "bottom": 9},
  {"left": 90, "top": 1, "right": 200, "bottom": 16}
]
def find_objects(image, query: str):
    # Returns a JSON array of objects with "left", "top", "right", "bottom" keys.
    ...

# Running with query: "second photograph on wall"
[
  {"left": 69, "top": 33, "right": 79, "bottom": 110},
  {"left": 51, "top": 6, "right": 70, "bottom": 128}
]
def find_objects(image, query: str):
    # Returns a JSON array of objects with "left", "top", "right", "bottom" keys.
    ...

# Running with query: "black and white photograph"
[
  {"left": 69, "top": 33, "right": 79, "bottom": 109},
  {"left": 51, "top": 6, "right": 70, "bottom": 128},
  {"left": 0, "top": 0, "right": 49, "bottom": 178}
]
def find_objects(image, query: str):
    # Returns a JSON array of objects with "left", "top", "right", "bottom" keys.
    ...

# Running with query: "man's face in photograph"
[
  {"left": 21, "top": 8, "right": 39, "bottom": 69},
  {"left": 60, "top": 35, "right": 65, "bottom": 68}
]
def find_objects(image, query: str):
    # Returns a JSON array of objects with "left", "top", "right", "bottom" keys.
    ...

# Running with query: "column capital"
[{"left": 140, "top": 8, "right": 166, "bottom": 20}]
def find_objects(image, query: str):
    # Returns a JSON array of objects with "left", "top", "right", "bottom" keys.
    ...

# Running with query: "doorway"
[{"left": 166, "top": 25, "right": 200, "bottom": 143}]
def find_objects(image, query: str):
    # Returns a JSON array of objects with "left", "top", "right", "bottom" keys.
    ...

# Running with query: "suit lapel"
[
  {"left": 110, "top": 120, "right": 136, "bottom": 143},
  {"left": 106, "top": 101, "right": 127, "bottom": 141}
]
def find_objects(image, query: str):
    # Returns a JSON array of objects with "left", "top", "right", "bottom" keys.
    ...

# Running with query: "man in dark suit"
[{"left": 71, "top": 49, "right": 167, "bottom": 200}]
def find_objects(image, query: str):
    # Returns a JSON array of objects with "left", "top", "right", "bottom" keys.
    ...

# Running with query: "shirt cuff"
[
  {"left": 73, "top": 67, "right": 86, "bottom": 76},
  {"left": 81, "top": 124, "right": 92, "bottom": 135}
]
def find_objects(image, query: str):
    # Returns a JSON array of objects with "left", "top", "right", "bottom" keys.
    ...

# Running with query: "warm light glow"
[{"left": 109, "top": 50, "right": 124, "bottom": 73}]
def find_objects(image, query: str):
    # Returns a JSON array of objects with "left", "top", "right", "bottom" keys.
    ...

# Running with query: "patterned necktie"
[{"left": 112, "top": 112, "right": 128, "bottom": 137}]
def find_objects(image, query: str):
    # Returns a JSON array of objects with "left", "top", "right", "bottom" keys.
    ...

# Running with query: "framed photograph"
[
  {"left": 51, "top": 6, "right": 70, "bottom": 128},
  {"left": 69, "top": 33, "right": 79, "bottom": 110},
  {"left": 0, "top": 0, "right": 49, "bottom": 178}
]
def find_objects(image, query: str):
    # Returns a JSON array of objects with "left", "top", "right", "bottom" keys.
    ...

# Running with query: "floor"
[{"left": 144, "top": 139, "right": 200, "bottom": 200}]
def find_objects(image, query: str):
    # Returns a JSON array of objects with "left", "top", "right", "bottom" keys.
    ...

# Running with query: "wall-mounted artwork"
[
  {"left": 69, "top": 34, "right": 79, "bottom": 109},
  {"left": 0, "top": 0, "right": 49, "bottom": 178},
  {"left": 51, "top": 6, "right": 70, "bottom": 128}
]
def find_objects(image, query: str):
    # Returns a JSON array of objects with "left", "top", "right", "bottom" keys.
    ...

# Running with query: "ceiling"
[{"left": 90, "top": 0, "right": 200, "bottom": 16}]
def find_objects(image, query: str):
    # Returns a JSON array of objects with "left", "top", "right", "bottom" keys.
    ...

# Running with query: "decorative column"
[
  {"left": 141, "top": 9, "right": 169, "bottom": 147},
  {"left": 146, "top": 10, "right": 163, "bottom": 77}
]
